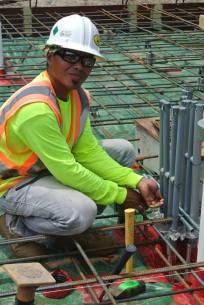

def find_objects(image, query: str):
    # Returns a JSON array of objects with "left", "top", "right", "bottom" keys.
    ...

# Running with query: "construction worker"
[{"left": 0, "top": 14, "right": 163, "bottom": 258}]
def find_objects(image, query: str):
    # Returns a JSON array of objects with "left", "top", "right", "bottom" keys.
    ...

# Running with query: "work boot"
[
  {"left": 56, "top": 231, "right": 121, "bottom": 256},
  {"left": 0, "top": 215, "right": 49, "bottom": 258}
]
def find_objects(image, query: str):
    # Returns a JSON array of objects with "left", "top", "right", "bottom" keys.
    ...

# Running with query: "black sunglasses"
[{"left": 55, "top": 49, "right": 96, "bottom": 68}]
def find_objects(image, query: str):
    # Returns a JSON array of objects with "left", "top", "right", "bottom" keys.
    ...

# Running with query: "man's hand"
[
  {"left": 123, "top": 178, "right": 164, "bottom": 212},
  {"left": 123, "top": 188, "right": 148, "bottom": 213},
  {"left": 137, "top": 177, "right": 164, "bottom": 208}
]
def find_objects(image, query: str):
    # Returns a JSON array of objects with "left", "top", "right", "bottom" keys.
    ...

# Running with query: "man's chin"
[{"left": 70, "top": 80, "right": 82, "bottom": 89}]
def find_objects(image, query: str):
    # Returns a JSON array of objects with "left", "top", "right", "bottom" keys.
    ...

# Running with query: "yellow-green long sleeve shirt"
[{"left": 4, "top": 96, "right": 142, "bottom": 205}]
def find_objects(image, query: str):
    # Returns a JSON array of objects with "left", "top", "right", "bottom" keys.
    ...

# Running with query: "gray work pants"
[{"left": 0, "top": 139, "right": 135, "bottom": 237}]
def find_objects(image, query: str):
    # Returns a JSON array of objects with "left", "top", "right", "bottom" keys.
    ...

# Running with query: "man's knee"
[
  {"left": 55, "top": 197, "right": 97, "bottom": 235},
  {"left": 101, "top": 138, "right": 136, "bottom": 167},
  {"left": 120, "top": 139, "right": 136, "bottom": 167},
  {"left": 74, "top": 199, "right": 97, "bottom": 233}
]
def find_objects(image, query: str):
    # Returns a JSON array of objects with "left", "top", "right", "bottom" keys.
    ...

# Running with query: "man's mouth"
[{"left": 70, "top": 73, "right": 81, "bottom": 80}]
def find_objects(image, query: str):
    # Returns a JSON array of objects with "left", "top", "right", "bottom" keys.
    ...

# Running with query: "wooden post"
[
  {"left": 125, "top": 208, "right": 135, "bottom": 272},
  {"left": 23, "top": 6, "right": 32, "bottom": 36}
]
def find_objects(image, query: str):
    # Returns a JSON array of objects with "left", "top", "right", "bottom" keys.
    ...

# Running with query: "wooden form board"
[
  {"left": 3, "top": 263, "right": 55, "bottom": 287},
  {"left": 199, "top": 15, "right": 204, "bottom": 30}
]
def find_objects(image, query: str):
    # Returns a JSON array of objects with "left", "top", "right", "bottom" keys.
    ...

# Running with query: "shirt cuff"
[
  {"left": 115, "top": 187, "right": 127, "bottom": 204},
  {"left": 126, "top": 171, "right": 143, "bottom": 189}
]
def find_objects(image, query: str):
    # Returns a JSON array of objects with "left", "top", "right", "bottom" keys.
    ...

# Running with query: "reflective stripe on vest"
[
  {"left": 0, "top": 82, "right": 89, "bottom": 183},
  {"left": 0, "top": 84, "right": 61, "bottom": 134},
  {"left": 78, "top": 87, "right": 89, "bottom": 136}
]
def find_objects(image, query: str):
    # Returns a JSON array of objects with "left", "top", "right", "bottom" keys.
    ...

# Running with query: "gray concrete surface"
[{"left": 1, "top": 0, "right": 204, "bottom": 7}]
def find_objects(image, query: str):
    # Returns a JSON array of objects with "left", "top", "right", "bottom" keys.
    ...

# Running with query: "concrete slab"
[{"left": 1, "top": 0, "right": 204, "bottom": 7}]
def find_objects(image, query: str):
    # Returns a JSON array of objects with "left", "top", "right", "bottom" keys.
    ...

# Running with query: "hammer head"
[{"left": 111, "top": 279, "right": 146, "bottom": 299}]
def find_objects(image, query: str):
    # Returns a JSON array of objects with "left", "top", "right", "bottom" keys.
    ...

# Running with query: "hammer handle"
[{"left": 125, "top": 208, "right": 135, "bottom": 272}]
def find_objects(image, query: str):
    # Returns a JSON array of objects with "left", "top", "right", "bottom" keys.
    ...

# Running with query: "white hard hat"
[{"left": 46, "top": 14, "right": 104, "bottom": 61}]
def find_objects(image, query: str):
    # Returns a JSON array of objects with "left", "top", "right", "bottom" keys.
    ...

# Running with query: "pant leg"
[
  {"left": 0, "top": 139, "right": 135, "bottom": 235},
  {"left": 1, "top": 176, "right": 97, "bottom": 236},
  {"left": 100, "top": 138, "right": 136, "bottom": 167}
]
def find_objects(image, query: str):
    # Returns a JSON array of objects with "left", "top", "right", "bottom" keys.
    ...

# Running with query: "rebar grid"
[
  {"left": 0, "top": 4, "right": 203, "bottom": 136},
  {"left": 0, "top": 220, "right": 204, "bottom": 304}
]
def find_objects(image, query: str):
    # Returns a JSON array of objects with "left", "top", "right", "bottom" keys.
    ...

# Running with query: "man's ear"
[
  {"left": 46, "top": 52, "right": 55, "bottom": 70},
  {"left": 47, "top": 52, "right": 54, "bottom": 65}
]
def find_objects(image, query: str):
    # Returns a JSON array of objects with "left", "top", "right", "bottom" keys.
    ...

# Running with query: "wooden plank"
[
  {"left": 3, "top": 263, "right": 55, "bottom": 287},
  {"left": 199, "top": 15, "right": 204, "bottom": 30},
  {"left": 136, "top": 117, "right": 160, "bottom": 141}
]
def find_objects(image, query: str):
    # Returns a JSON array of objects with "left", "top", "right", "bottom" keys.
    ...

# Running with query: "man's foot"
[
  {"left": 56, "top": 231, "right": 121, "bottom": 256},
  {"left": 0, "top": 215, "right": 49, "bottom": 258}
]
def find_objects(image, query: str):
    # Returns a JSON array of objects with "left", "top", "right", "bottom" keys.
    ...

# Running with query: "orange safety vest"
[{"left": 0, "top": 73, "right": 90, "bottom": 192}]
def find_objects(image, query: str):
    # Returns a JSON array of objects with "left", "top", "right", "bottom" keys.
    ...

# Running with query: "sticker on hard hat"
[
  {"left": 53, "top": 26, "right": 59, "bottom": 35},
  {"left": 60, "top": 30, "right": 72, "bottom": 37},
  {"left": 93, "top": 34, "right": 100, "bottom": 46}
]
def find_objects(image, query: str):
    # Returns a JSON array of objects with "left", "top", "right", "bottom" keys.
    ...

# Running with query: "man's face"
[{"left": 47, "top": 48, "right": 95, "bottom": 91}]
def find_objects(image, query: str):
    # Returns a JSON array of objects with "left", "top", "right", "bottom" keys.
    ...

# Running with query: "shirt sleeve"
[
  {"left": 13, "top": 103, "right": 127, "bottom": 205},
  {"left": 72, "top": 117, "right": 143, "bottom": 188}
]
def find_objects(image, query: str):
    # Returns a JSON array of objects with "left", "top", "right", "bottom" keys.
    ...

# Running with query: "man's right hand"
[{"left": 123, "top": 188, "right": 148, "bottom": 214}]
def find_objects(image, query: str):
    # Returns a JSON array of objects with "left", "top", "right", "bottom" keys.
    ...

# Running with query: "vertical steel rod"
[
  {"left": 184, "top": 101, "right": 198, "bottom": 214},
  {"left": 168, "top": 106, "right": 179, "bottom": 217},
  {"left": 160, "top": 100, "right": 171, "bottom": 217},
  {"left": 171, "top": 107, "right": 186, "bottom": 231},
  {"left": 0, "top": 21, "right": 4, "bottom": 73},
  {"left": 180, "top": 100, "right": 191, "bottom": 209}
]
